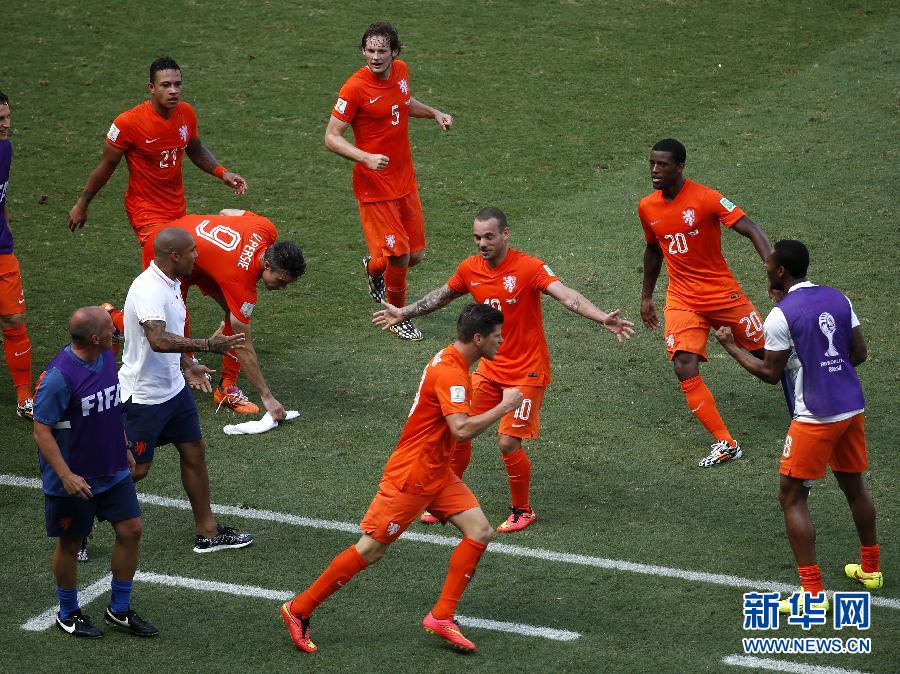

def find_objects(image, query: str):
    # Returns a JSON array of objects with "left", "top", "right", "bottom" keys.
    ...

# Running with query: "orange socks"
[
  {"left": 290, "top": 545, "right": 368, "bottom": 618},
  {"left": 384, "top": 263, "right": 408, "bottom": 308},
  {"left": 452, "top": 440, "right": 472, "bottom": 477},
  {"left": 502, "top": 447, "right": 531, "bottom": 510},
  {"left": 798, "top": 564, "right": 824, "bottom": 595},
  {"left": 679, "top": 375, "right": 734, "bottom": 445},
  {"left": 431, "top": 537, "right": 487, "bottom": 620},
  {"left": 366, "top": 256, "right": 388, "bottom": 276},
  {"left": 218, "top": 320, "right": 241, "bottom": 389},
  {"left": 861, "top": 544, "right": 880, "bottom": 573},
  {"left": 3, "top": 325, "right": 32, "bottom": 401}
]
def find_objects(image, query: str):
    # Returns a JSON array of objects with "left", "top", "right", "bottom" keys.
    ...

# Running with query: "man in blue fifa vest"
[
  {"left": 33, "top": 306, "right": 158, "bottom": 638},
  {"left": 715, "top": 240, "right": 882, "bottom": 614}
]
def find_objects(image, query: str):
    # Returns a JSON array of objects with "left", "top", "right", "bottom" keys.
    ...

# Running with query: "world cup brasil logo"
[{"left": 818, "top": 312, "right": 840, "bottom": 357}]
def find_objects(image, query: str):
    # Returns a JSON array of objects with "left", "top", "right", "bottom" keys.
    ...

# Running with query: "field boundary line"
[
  {"left": 3, "top": 473, "right": 897, "bottom": 611},
  {"left": 722, "top": 654, "right": 870, "bottom": 673}
]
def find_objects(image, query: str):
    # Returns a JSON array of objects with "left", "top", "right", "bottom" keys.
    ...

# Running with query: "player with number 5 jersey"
[
  {"left": 374, "top": 207, "right": 634, "bottom": 533},
  {"left": 326, "top": 22, "right": 454, "bottom": 341},
  {"left": 638, "top": 138, "right": 773, "bottom": 468},
  {"left": 68, "top": 56, "right": 248, "bottom": 268}
]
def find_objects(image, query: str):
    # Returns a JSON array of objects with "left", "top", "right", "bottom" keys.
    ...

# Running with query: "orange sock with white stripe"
[
  {"left": 3, "top": 326, "right": 32, "bottom": 401},
  {"left": 384, "top": 263, "right": 408, "bottom": 308},
  {"left": 798, "top": 564, "right": 824, "bottom": 595},
  {"left": 431, "top": 537, "right": 487, "bottom": 620},
  {"left": 502, "top": 447, "right": 531, "bottom": 510},
  {"left": 861, "top": 545, "right": 880, "bottom": 573},
  {"left": 679, "top": 375, "right": 734, "bottom": 445},
  {"left": 290, "top": 545, "right": 368, "bottom": 618}
]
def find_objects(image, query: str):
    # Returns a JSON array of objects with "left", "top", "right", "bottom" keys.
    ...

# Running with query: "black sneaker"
[
  {"left": 193, "top": 524, "right": 254, "bottom": 553},
  {"left": 77, "top": 537, "right": 89, "bottom": 563},
  {"left": 104, "top": 607, "right": 159, "bottom": 637},
  {"left": 388, "top": 320, "right": 424, "bottom": 341},
  {"left": 363, "top": 256, "right": 386, "bottom": 303},
  {"left": 56, "top": 610, "right": 102, "bottom": 638}
]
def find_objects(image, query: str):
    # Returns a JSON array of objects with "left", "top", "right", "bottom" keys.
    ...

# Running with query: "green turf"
[{"left": 1, "top": 1, "right": 898, "bottom": 671}]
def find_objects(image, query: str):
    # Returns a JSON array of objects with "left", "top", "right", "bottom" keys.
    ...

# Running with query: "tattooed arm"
[
  {"left": 543, "top": 281, "right": 635, "bottom": 343},
  {"left": 141, "top": 320, "right": 246, "bottom": 354},
  {"left": 372, "top": 284, "right": 465, "bottom": 329}
]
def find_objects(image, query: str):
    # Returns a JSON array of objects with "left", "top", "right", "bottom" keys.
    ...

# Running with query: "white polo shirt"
[{"left": 119, "top": 261, "right": 187, "bottom": 405}]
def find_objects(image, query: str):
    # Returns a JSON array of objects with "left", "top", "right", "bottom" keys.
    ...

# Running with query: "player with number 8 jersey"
[{"left": 638, "top": 138, "right": 773, "bottom": 468}]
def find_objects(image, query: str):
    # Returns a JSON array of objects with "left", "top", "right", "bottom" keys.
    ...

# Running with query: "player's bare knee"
[
  {"left": 673, "top": 352, "right": 699, "bottom": 380},
  {"left": 387, "top": 253, "right": 410, "bottom": 268},
  {"left": 409, "top": 250, "right": 425, "bottom": 267},
  {"left": 498, "top": 434, "right": 521, "bottom": 455},
  {"left": 0, "top": 312, "right": 25, "bottom": 329},
  {"left": 132, "top": 462, "right": 151, "bottom": 482},
  {"left": 471, "top": 521, "right": 494, "bottom": 545},
  {"left": 58, "top": 535, "right": 83, "bottom": 555},
  {"left": 117, "top": 518, "right": 143, "bottom": 542}
]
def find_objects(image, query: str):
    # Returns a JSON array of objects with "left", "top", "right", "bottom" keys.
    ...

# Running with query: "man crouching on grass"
[{"left": 33, "top": 306, "right": 157, "bottom": 638}]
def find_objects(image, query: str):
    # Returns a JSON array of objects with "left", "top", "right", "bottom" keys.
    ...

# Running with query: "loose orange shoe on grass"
[
  {"left": 496, "top": 507, "right": 537, "bottom": 533},
  {"left": 422, "top": 612, "right": 476, "bottom": 652},
  {"left": 214, "top": 385, "right": 260, "bottom": 414},
  {"left": 420, "top": 510, "right": 439, "bottom": 524},
  {"left": 280, "top": 602, "right": 317, "bottom": 653}
]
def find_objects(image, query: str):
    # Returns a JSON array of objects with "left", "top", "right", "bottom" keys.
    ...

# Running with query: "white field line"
[
  {"left": 20, "top": 570, "right": 580, "bottom": 641},
  {"left": 722, "top": 654, "right": 870, "bottom": 674},
  {"left": 4, "top": 473, "right": 898, "bottom": 611}
]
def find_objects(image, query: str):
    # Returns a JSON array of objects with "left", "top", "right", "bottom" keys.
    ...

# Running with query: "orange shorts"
[
  {"left": 357, "top": 189, "right": 426, "bottom": 258},
  {"left": 664, "top": 300, "right": 764, "bottom": 361},
  {"left": 0, "top": 254, "right": 26, "bottom": 315},
  {"left": 470, "top": 371, "right": 545, "bottom": 440},
  {"left": 779, "top": 413, "right": 867, "bottom": 480},
  {"left": 360, "top": 476, "right": 479, "bottom": 544}
]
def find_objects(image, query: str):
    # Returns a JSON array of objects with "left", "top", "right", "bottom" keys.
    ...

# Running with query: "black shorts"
[
  {"left": 44, "top": 477, "right": 141, "bottom": 538},
  {"left": 124, "top": 385, "right": 203, "bottom": 464}
]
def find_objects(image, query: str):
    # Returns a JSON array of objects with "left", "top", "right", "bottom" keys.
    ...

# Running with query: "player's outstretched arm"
[
  {"left": 142, "top": 320, "right": 246, "bottom": 354},
  {"left": 544, "top": 281, "right": 635, "bottom": 342},
  {"left": 714, "top": 326, "right": 788, "bottom": 384},
  {"left": 731, "top": 216, "right": 772, "bottom": 265},
  {"left": 372, "top": 284, "right": 464, "bottom": 329},
  {"left": 227, "top": 313, "right": 286, "bottom": 422},
  {"left": 185, "top": 137, "right": 248, "bottom": 194},
  {"left": 68, "top": 144, "right": 125, "bottom": 231},
  {"left": 640, "top": 243, "right": 663, "bottom": 330},
  {"left": 34, "top": 421, "right": 93, "bottom": 499},
  {"left": 408, "top": 98, "right": 453, "bottom": 130},
  {"left": 324, "top": 116, "right": 389, "bottom": 171},
  {"left": 446, "top": 388, "right": 524, "bottom": 441}
]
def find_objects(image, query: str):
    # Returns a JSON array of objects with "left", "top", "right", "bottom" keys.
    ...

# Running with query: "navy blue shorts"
[
  {"left": 124, "top": 385, "right": 203, "bottom": 464},
  {"left": 44, "top": 476, "right": 141, "bottom": 538}
]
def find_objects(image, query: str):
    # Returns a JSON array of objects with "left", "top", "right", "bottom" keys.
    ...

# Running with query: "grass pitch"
[{"left": 1, "top": 1, "right": 898, "bottom": 672}]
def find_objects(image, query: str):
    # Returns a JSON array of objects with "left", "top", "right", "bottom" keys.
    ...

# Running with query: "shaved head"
[
  {"left": 153, "top": 227, "right": 194, "bottom": 256},
  {"left": 69, "top": 306, "right": 111, "bottom": 346}
]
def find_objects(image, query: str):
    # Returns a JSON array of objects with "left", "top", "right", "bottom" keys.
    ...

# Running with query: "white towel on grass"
[{"left": 223, "top": 410, "right": 300, "bottom": 435}]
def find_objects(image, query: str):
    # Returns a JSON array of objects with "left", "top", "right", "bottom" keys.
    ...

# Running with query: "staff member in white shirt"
[{"left": 120, "top": 227, "right": 254, "bottom": 553}]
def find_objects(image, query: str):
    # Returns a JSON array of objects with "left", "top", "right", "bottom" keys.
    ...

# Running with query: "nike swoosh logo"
[
  {"left": 14, "top": 349, "right": 31, "bottom": 357},
  {"left": 106, "top": 612, "right": 129, "bottom": 627},
  {"left": 57, "top": 617, "right": 76, "bottom": 633},
  {"left": 369, "top": 96, "right": 382, "bottom": 104},
  {"left": 470, "top": 282, "right": 481, "bottom": 286},
  {"left": 18, "top": 298, "right": 25, "bottom": 303},
  {"left": 512, "top": 423, "right": 526, "bottom": 428},
  {"left": 650, "top": 219, "right": 662, "bottom": 226},
  {"left": 145, "top": 138, "right": 160, "bottom": 144},
  {"left": 691, "top": 403, "right": 703, "bottom": 413}
]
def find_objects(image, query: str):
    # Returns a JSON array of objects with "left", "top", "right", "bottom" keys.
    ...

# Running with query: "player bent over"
[
  {"left": 281, "top": 304, "right": 523, "bottom": 653},
  {"left": 33, "top": 307, "right": 157, "bottom": 638},
  {"left": 715, "top": 240, "right": 882, "bottom": 613}
]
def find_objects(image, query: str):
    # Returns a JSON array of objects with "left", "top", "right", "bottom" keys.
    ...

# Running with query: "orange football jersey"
[
  {"left": 106, "top": 100, "right": 199, "bottom": 240},
  {"left": 169, "top": 211, "right": 277, "bottom": 323},
  {"left": 638, "top": 179, "right": 748, "bottom": 311},
  {"left": 382, "top": 345, "right": 471, "bottom": 495},
  {"left": 448, "top": 249, "right": 559, "bottom": 386},
  {"left": 332, "top": 60, "right": 416, "bottom": 202}
]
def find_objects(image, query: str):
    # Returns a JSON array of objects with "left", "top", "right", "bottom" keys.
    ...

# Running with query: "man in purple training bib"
[{"left": 33, "top": 306, "right": 158, "bottom": 639}]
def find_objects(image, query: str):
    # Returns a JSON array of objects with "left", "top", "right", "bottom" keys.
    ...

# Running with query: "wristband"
[{"left": 214, "top": 165, "right": 227, "bottom": 179}]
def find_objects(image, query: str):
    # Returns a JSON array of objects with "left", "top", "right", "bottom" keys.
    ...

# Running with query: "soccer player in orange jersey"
[
  {"left": 326, "top": 22, "right": 453, "bottom": 341},
  {"left": 68, "top": 57, "right": 248, "bottom": 267},
  {"left": 638, "top": 138, "right": 772, "bottom": 468},
  {"left": 0, "top": 91, "right": 34, "bottom": 419},
  {"left": 281, "top": 304, "right": 523, "bottom": 654},
  {"left": 374, "top": 207, "right": 634, "bottom": 533},
  {"left": 161, "top": 209, "right": 305, "bottom": 419}
]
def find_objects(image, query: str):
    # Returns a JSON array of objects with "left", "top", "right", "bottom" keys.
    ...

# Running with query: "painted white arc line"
[
  {"left": 722, "top": 654, "right": 870, "bottom": 674},
  {"left": 20, "top": 571, "right": 578, "bottom": 642},
  {"left": 3, "top": 474, "right": 898, "bottom": 611}
]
